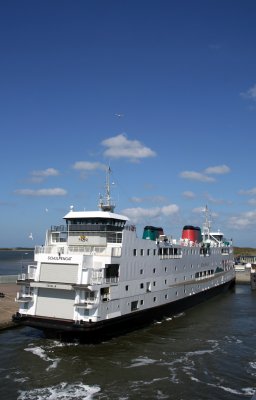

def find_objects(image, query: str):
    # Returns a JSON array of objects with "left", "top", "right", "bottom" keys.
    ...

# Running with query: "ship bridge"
[{"left": 64, "top": 210, "right": 128, "bottom": 231}]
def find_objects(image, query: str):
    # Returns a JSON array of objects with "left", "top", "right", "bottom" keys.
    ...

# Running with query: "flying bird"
[
  {"left": 29, "top": 233, "right": 33, "bottom": 240},
  {"left": 114, "top": 113, "right": 124, "bottom": 118}
]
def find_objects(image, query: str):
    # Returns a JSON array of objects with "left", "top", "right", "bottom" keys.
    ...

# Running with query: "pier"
[{"left": 235, "top": 268, "right": 251, "bottom": 283}]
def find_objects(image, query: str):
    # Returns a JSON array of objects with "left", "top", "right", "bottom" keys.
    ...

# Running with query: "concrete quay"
[{"left": 235, "top": 268, "right": 251, "bottom": 283}]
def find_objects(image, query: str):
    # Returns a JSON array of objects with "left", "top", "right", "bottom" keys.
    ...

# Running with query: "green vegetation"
[{"left": 234, "top": 247, "right": 256, "bottom": 257}]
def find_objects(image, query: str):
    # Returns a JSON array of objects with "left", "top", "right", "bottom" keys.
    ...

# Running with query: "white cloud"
[
  {"left": 204, "top": 165, "right": 230, "bottom": 175},
  {"left": 192, "top": 207, "right": 218, "bottom": 219},
  {"left": 101, "top": 133, "right": 156, "bottom": 161},
  {"left": 182, "top": 191, "right": 195, "bottom": 199},
  {"left": 239, "top": 187, "right": 256, "bottom": 196},
  {"left": 29, "top": 168, "right": 60, "bottom": 183},
  {"left": 72, "top": 161, "right": 106, "bottom": 171},
  {"left": 180, "top": 171, "right": 215, "bottom": 182},
  {"left": 15, "top": 188, "right": 67, "bottom": 196},
  {"left": 130, "top": 196, "right": 144, "bottom": 203},
  {"left": 161, "top": 204, "right": 179, "bottom": 215},
  {"left": 150, "top": 195, "right": 167, "bottom": 203},
  {"left": 122, "top": 204, "right": 179, "bottom": 223},
  {"left": 180, "top": 164, "right": 230, "bottom": 183},
  {"left": 192, "top": 206, "right": 208, "bottom": 214},
  {"left": 248, "top": 199, "right": 256, "bottom": 205},
  {"left": 204, "top": 192, "right": 230, "bottom": 204},
  {"left": 31, "top": 168, "right": 59, "bottom": 177},
  {"left": 130, "top": 195, "right": 167, "bottom": 204},
  {"left": 241, "top": 84, "right": 256, "bottom": 101},
  {"left": 229, "top": 210, "right": 256, "bottom": 229}
]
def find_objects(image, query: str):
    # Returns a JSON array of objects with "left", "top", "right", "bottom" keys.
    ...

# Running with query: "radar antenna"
[{"left": 98, "top": 166, "right": 115, "bottom": 212}]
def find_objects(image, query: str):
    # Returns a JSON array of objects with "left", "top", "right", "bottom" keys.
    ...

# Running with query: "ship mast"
[
  {"left": 98, "top": 166, "right": 115, "bottom": 212},
  {"left": 202, "top": 205, "right": 211, "bottom": 241}
]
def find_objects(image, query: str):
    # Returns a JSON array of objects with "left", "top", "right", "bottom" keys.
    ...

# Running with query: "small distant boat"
[{"left": 13, "top": 169, "right": 235, "bottom": 342}]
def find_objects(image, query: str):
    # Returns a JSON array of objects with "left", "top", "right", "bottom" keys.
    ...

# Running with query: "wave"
[{"left": 17, "top": 382, "right": 100, "bottom": 400}]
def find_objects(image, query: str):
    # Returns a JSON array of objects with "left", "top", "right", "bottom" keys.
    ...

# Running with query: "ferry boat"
[{"left": 13, "top": 169, "right": 235, "bottom": 342}]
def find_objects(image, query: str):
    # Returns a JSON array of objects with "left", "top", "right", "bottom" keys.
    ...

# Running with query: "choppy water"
[
  {"left": 0, "top": 250, "right": 34, "bottom": 275},
  {"left": 0, "top": 252, "right": 256, "bottom": 399}
]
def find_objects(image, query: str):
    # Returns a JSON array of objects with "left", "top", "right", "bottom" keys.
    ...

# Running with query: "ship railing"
[
  {"left": 221, "top": 248, "right": 231, "bottom": 255},
  {"left": 105, "top": 277, "right": 119, "bottom": 284},
  {"left": 68, "top": 246, "right": 121, "bottom": 257},
  {"left": 159, "top": 254, "right": 182, "bottom": 260},
  {"left": 17, "top": 273, "right": 28, "bottom": 281},
  {"left": 35, "top": 245, "right": 122, "bottom": 257},
  {"left": 35, "top": 245, "right": 71, "bottom": 254},
  {"left": 16, "top": 291, "right": 33, "bottom": 302},
  {"left": 74, "top": 297, "right": 98, "bottom": 306},
  {"left": 35, "top": 245, "right": 54, "bottom": 254},
  {"left": 68, "top": 245, "right": 106, "bottom": 255},
  {"left": 180, "top": 240, "right": 202, "bottom": 247},
  {"left": 195, "top": 275, "right": 214, "bottom": 281},
  {"left": 51, "top": 225, "right": 67, "bottom": 232},
  {"left": 124, "top": 224, "right": 136, "bottom": 232},
  {"left": 90, "top": 276, "right": 119, "bottom": 285},
  {"left": 17, "top": 269, "right": 36, "bottom": 281},
  {"left": 83, "top": 296, "right": 98, "bottom": 303}
]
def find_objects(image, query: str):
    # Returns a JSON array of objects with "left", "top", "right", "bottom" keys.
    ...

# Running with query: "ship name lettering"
[{"left": 47, "top": 256, "right": 72, "bottom": 261}]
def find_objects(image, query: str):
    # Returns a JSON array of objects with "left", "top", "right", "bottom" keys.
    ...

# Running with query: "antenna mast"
[
  {"left": 98, "top": 166, "right": 115, "bottom": 212},
  {"left": 202, "top": 205, "right": 211, "bottom": 241}
]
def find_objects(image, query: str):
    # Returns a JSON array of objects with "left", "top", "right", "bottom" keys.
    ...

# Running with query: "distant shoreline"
[{"left": 0, "top": 248, "right": 34, "bottom": 251}]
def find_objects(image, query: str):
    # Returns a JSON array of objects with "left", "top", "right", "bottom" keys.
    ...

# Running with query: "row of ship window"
[
  {"left": 132, "top": 248, "right": 224, "bottom": 256},
  {"left": 137, "top": 265, "right": 218, "bottom": 275},
  {"left": 133, "top": 248, "right": 181, "bottom": 256},
  {"left": 80, "top": 282, "right": 212, "bottom": 316},
  {"left": 129, "top": 283, "right": 211, "bottom": 311},
  {"left": 125, "top": 271, "right": 214, "bottom": 292}
]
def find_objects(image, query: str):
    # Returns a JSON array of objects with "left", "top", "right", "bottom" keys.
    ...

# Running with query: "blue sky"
[{"left": 1, "top": 0, "right": 256, "bottom": 248}]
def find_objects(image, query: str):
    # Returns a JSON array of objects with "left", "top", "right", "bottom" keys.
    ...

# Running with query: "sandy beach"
[{"left": 0, "top": 283, "right": 19, "bottom": 330}]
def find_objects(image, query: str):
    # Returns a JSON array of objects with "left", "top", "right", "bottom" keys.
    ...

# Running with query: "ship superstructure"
[{"left": 13, "top": 170, "right": 235, "bottom": 342}]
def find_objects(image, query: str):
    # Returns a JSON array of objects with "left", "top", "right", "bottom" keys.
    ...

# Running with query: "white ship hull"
[
  {"left": 13, "top": 226, "right": 235, "bottom": 342},
  {"left": 13, "top": 172, "right": 235, "bottom": 342},
  {"left": 15, "top": 279, "right": 234, "bottom": 343}
]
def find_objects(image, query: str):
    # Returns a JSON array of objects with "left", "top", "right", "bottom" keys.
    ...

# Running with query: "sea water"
[{"left": 0, "top": 250, "right": 34, "bottom": 276}]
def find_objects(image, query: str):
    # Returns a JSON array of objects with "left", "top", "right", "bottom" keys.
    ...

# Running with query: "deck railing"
[{"left": 35, "top": 245, "right": 121, "bottom": 257}]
